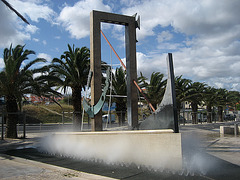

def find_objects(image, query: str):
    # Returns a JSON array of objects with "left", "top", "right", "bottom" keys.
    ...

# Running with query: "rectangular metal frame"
[{"left": 90, "top": 10, "right": 138, "bottom": 130}]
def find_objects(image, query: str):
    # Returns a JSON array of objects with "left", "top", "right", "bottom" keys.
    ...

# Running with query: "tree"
[
  {"left": 49, "top": 44, "right": 90, "bottom": 130},
  {"left": 226, "top": 91, "right": 240, "bottom": 113},
  {"left": 203, "top": 86, "right": 217, "bottom": 123},
  {"left": 0, "top": 44, "right": 48, "bottom": 138},
  {"left": 138, "top": 72, "right": 166, "bottom": 110},
  {"left": 215, "top": 88, "right": 228, "bottom": 122},
  {"left": 185, "top": 82, "right": 206, "bottom": 124},
  {"left": 112, "top": 67, "right": 127, "bottom": 125},
  {"left": 175, "top": 75, "right": 191, "bottom": 114}
]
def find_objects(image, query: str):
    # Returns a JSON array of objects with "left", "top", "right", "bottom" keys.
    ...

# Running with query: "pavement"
[{"left": 0, "top": 121, "right": 240, "bottom": 180}]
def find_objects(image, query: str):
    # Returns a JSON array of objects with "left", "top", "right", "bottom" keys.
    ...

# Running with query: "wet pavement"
[{"left": 0, "top": 121, "right": 240, "bottom": 180}]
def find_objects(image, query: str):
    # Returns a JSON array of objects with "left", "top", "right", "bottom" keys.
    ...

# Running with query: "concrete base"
[
  {"left": 44, "top": 130, "right": 182, "bottom": 171},
  {"left": 220, "top": 125, "right": 240, "bottom": 135},
  {"left": 220, "top": 126, "right": 234, "bottom": 135}
]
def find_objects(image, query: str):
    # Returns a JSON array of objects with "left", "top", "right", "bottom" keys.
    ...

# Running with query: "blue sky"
[{"left": 1, "top": 0, "right": 240, "bottom": 91}]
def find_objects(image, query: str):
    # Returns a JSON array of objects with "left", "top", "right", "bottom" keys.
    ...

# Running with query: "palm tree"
[
  {"left": 175, "top": 75, "right": 191, "bottom": 114},
  {"left": 0, "top": 44, "right": 48, "bottom": 138},
  {"left": 215, "top": 88, "right": 228, "bottom": 122},
  {"left": 185, "top": 82, "right": 206, "bottom": 124},
  {"left": 49, "top": 44, "right": 90, "bottom": 130},
  {"left": 203, "top": 86, "right": 217, "bottom": 123},
  {"left": 112, "top": 67, "right": 127, "bottom": 125},
  {"left": 226, "top": 91, "right": 240, "bottom": 113},
  {"left": 138, "top": 72, "right": 166, "bottom": 110}
]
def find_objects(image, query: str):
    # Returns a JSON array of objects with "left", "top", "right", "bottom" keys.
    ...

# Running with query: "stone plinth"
[
  {"left": 220, "top": 125, "right": 240, "bottom": 135},
  {"left": 46, "top": 130, "right": 182, "bottom": 171}
]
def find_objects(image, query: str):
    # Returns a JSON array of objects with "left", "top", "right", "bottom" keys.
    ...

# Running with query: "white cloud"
[
  {"left": 1, "top": 0, "right": 239, "bottom": 92},
  {"left": 0, "top": 0, "right": 55, "bottom": 48},
  {"left": 120, "top": 0, "right": 240, "bottom": 90},
  {"left": 0, "top": 4, "right": 28, "bottom": 48},
  {"left": 157, "top": 42, "right": 183, "bottom": 50},
  {"left": 207, "top": 77, "right": 240, "bottom": 90},
  {"left": 157, "top": 31, "right": 173, "bottom": 43},
  {"left": 54, "top": 36, "right": 61, "bottom": 39},
  {"left": 33, "top": 38, "right": 39, "bottom": 42},
  {"left": 25, "top": 25, "right": 39, "bottom": 34},
  {"left": 37, "top": 53, "right": 52, "bottom": 62},
  {"left": 57, "top": 0, "right": 111, "bottom": 39},
  {"left": 137, "top": 52, "right": 168, "bottom": 78},
  {"left": 8, "top": 0, "right": 56, "bottom": 23}
]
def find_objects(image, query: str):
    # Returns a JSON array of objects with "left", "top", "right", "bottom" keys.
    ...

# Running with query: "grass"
[{"left": 22, "top": 103, "right": 75, "bottom": 124}]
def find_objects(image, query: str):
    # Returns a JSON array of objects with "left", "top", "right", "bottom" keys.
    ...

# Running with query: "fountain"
[{"left": 44, "top": 10, "right": 183, "bottom": 172}]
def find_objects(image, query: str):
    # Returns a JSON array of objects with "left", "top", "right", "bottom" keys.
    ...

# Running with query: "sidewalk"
[
  {"left": 0, "top": 139, "right": 115, "bottom": 180},
  {"left": 0, "top": 153, "right": 116, "bottom": 180}
]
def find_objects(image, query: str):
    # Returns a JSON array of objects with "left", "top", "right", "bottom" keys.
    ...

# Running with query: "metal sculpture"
[
  {"left": 82, "top": 68, "right": 110, "bottom": 118},
  {"left": 139, "top": 53, "right": 179, "bottom": 133},
  {"left": 90, "top": 10, "right": 139, "bottom": 130}
]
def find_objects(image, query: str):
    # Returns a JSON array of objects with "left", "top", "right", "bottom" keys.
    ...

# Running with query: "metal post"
[
  {"left": 1, "top": 113, "right": 4, "bottom": 140},
  {"left": 200, "top": 112, "right": 202, "bottom": 124},
  {"left": 62, "top": 111, "right": 64, "bottom": 125},
  {"left": 109, "top": 111, "right": 112, "bottom": 127},
  {"left": 23, "top": 113, "right": 26, "bottom": 139},
  {"left": 167, "top": 53, "right": 179, "bottom": 132},
  {"left": 183, "top": 110, "right": 185, "bottom": 126},
  {"left": 72, "top": 112, "right": 74, "bottom": 127},
  {"left": 88, "top": 115, "right": 90, "bottom": 127},
  {"left": 234, "top": 123, "right": 238, "bottom": 136},
  {"left": 120, "top": 111, "right": 123, "bottom": 126},
  {"left": 17, "top": 123, "right": 19, "bottom": 136}
]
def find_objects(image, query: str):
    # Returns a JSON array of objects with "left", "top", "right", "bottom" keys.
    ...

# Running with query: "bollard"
[
  {"left": 40, "top": 122, "right": 42, "bottom": 132},
  {"left": 1, "top": 115, "right": 3, "bottom": 140},
  {"left": 234, "top": 124, "right": 239, "bottom": 136}
]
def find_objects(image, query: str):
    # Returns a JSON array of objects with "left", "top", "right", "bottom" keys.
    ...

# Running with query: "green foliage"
[
  {"left": 50, "top": 44, "right": 90, "bottom": 93},
  {"left": 62, "top": 95, "right": 72, "bottom": 105},
  {"left": 227, "top": 91, "right": 240, "bottom": 107},
  {"left": 138, "top": 71, "right": 166, "bottom": 110},
  {"left": 0, "top": 44, "right": 58, "bottom": 138},
  {"left": 215, "top": 88, "right": 228, "bottom": 107},
  {"left": 236, "top": 104, "right": 240, "bottom": 111},
  {"left": 112, "top": 67, "right": 127, "bottom": 100},
  {"left": 112, "top": 67, "right": 127, "bottom": 122},
  {"left": 175, "top": 75, "right": 192, "bottom": 110},
  {"left": 49, "top": 44, "right": 90, "bottom": 128}
]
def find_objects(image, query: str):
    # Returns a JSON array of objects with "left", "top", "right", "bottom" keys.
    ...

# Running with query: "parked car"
[
  {"left": 102, "top": 114, "right": 116, "bottom": 123},
  {"left": 224, "top": 114, "right": 236, "bottom": 120}
]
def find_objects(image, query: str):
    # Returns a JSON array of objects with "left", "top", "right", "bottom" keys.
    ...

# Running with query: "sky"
[{"left": 0, "top": 0, "right": 240, "bottom": 92}]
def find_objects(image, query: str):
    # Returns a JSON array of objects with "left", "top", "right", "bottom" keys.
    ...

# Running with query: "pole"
[
  {"left": 234, "top": 123, "right": 238, "bottom": 136},
  {"left": 62, "top": 111, "right": 64, "bottom": 125},
  {"left": 1, "top": 113, "right": 4, "bottom": 140},
  {"left": 23, "top": 113, "right": 26, "bottom": 139}
]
